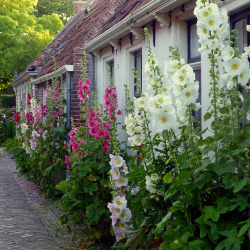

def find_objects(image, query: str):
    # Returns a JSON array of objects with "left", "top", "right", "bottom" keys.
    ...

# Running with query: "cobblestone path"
[{"left": 0, "top": 148, "right": 62, "bottom": 249}]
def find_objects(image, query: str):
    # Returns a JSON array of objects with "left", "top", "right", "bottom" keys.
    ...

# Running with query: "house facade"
[{"left": 12, "top": 0, "right": 250, "bottom": 137}]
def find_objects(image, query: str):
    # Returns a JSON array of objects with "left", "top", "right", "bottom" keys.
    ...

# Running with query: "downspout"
[
  {"left": 88, "top": 52, "right": 95, "bottom": 107},
  {"left": 66, "top": 71, "right": 72, "bottom": 142}
]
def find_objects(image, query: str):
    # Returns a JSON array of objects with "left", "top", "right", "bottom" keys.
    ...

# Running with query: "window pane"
[
  {"left": 134, "top": 52, "right": 142, "bottom": 97},
  {"left": 193, "top": 69, "right": 201, "bottom": 128},
  {"left": 190, "top": 23, "right": 200, "bottom": 60},
  {"left": 234, "top": 18, "right": 248, "bottom": 54}
]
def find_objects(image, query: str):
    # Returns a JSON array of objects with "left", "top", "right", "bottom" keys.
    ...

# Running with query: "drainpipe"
[
  {"left": 88, "top": 52, "right": 95, "bottom": 107},
  {"left": 65, "top": 71, "right": 71, "bottom": 142}
]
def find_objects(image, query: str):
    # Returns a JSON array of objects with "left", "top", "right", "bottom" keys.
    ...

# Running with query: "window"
[
  {"left": 187, "top": 19, "right": 201, "bottom": 63},
  {"left": 106, "top": 59, "right": 114, "bottom": 86},
  {"left": 134, "top": 50, "right": 142, "bottom": 98},
  {"left": 187, "top": 19, "right": 201, "bottom": 128},
  {"left": 230, "top": 8, "right": 250, "bottom": 54}
]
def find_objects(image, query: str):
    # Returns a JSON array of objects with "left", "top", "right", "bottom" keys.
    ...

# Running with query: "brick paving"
[{"left": 0, "top": 148, "right": 81, "bottom": 249}]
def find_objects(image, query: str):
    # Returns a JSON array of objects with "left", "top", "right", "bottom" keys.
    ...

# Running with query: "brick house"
[{"left": 12, "top": 0, "right": 250, "bottom": 135}]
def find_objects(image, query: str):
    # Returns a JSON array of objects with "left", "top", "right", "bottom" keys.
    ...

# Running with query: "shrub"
[{"left": 0, "top": 95, "right": 16, "bottom": 108}]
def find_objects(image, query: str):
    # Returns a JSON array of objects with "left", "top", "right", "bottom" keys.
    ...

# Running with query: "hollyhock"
[{"left": 102, "top": 145, "right": 110, "bottom": 153}]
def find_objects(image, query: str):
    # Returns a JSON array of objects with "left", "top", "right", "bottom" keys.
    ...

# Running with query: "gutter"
[
  {"left": 32, "top": 65, "right": 74, "bottom": 85},
  {"left": 84, "top": 0, "right": 190, "bottom": 52}
]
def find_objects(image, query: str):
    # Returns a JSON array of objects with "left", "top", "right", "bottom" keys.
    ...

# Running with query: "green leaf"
[
  {"left": 204, "top": 112, "right": 212, "bottom": 121},
  {"left": 223, "top": 173, "right": 237, "bottom": 189},
  {"left": 169, "top": 239, "right": 184, "bottom": 249},
  {"left": 180, "top": 231, "right": 192, "bottom": 243},
  {"left": 163, "top": 173, "right": 173, "bottom": 184},
  {"left": 214, "top": 162, "right": 233, "bottom": 175},
  {"left": 231, "top": 148, "right": 245, "bottom": 155},
  {"left": 188, "top": 239, "right": 204, "bottom": 250},
  {"left": 154, "top": 211, "right": 172, "bottom": 235},
  {"left": 195, "top": 172, "right": 211, "bottom": 189},
  {"left": 43, "top": 165, "right": 53, "bottom": 176},
  {"left": 204, "top": 206, "right": 220, "bottom": 222},
  {"left": 219, "top": 107, "right": 229, "bottom": 114},
  {"left": 201, "top": 144, "right": 216, "bottom": 155},
  {"left": 193, "top": 159, "right": 210, "bottom": 175},
  {"left": 177, "top": 153, "right": 187, "bottom": 163},
  {"left": 238, "top": 219, "right": 250, "bottom": 237},
  {"left": 171, "top": 201, "right": 185, "bottom": 211},
  {"left": 200, "top": 224, "right": 209, "bottom": 238},
  {"left": 233, "top": 178, "right": 248, "bottom": 193}
]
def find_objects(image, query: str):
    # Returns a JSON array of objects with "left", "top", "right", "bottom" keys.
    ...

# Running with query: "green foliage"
[
  {"left": 0, "top": 0, "right": 64, "bottom": 81},
  {"left": 0, "top": 94, "right": 16, "bottom": 108},
  {"left": 34, "top": 0, "right": 74, "bottom": 24}
]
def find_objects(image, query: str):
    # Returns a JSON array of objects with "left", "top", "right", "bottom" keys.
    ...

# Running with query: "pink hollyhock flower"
[
  {"left": 102, "top": 145, "right": 110, "bottom": 153},
  {"left": 89, "top": 127, "right": 98, "bottom": 136},
  {"left": 55, "top": 81, "right": 59, "bottom": 86},
  {"left": 67, "top": 165, "right": 71, "bottom": 170},
  {"left": 117, "top": 110, "right": 122, "bottom": 115},
  {"left": 88, "top": 120, "right": 97, "bottom": 128},
  {"left": 82, "top": 84, "right": 90, "bottom": 92},
  {"left": 54, "top": 88, "right": 59, "bottom": 93},
  {"left": 86, "top": 78, "right": 91, "bottom": 84},
  {"left": 105, "top": 88, "right": 113, "bottom": 94},
  {"left": 51, "top": 112, "right": 57, "bottom": 117},
  {"left": 27, "top": 93, "right": 31, "bottom": 106},
  {"left": 103, "top": 140, "right": 109, "bottom": 146},
  {"left": 72, "top": 143, "right": 80, "bottom": 151},
  {"left": 98, "top": 130, "right": 106, "bottom": 138},
  {"left": 137, "top": 156, "right": 141, "bottom": 161},
  {"left": 65, "top": 155, "right": 70, "bottom": 165},
  {"left": 104, "top": 122, "right": 110, "bottom": 130},
  {"left": 58, "top": 110, "right": 63, "bottom": 116},
  {"left": 105, "top": 132, "right": 111, "bottom": 140},
  {"left": 89, "top": 112, "right": 96, "bottom": 119},
  {"left": 109, "top": 115, "right": 115, "bottom": 120}
]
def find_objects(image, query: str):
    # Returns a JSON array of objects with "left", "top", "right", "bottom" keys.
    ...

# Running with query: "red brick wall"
[{"left": 72, "top": 46, "right": 88, "bottom": 127}]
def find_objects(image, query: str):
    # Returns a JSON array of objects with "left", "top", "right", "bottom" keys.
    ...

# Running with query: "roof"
[{"left": 13, "top": 0, "right": 152, "bottom": 84}]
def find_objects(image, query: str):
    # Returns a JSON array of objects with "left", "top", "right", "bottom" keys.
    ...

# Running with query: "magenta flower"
[
  {"left": 98, "top": 130, "right": 106, "bottom": 138},
  {"left": 51, "top": 112, "right": 57, "bottom": 117},
  {"left": 82, "top": 84, "right": 90, "bottom": 92},
  {"left": 88, "top": 120, "right": 97, "bottom": 128},
  {"left": 117, "top": 110, "right": 122, "bottom": 115},
  {"left": 102, "top": 145, "right": 110, "bottom": 153},
  {"left": 103, "top": 140, "right": 109, "bottom": 146}
]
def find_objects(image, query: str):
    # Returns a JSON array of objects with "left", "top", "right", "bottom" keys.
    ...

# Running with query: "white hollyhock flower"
[
  {"left": 134, "top": 126, "right": 142, "bottom": 134},
  {"left": 21, "top": 123, "right": 28, "bottom": 133},
  {"left": 165, "top": 60, "right": 179, "bottom": 74},
  {"left": 131, "top": 134, "right": 144, "bottom": 146},
  {"left": 126, "top": 125, "right": 135, "bottom": 136},
  {"left": 110, "top": 167, "right": 120, "bottom": 181},
  {"left": 115, "top": 176, "right": 128, "bottom": 188},
  {"left": 247, "top": 25, "right": 250, "bottom": 32},
  {"left": 172, "top": 70, "right": 188, "bottom": 86},
  {"left": 135, "top": 114, "right": 144, "bottom": 125},
  {"left": 180, "top": 86, "right": 199, "bottom": 105},
  {"left": 239, "top": 69, "right": 250, "bottom": 86},
  {"left": 198, "top": 45, "right": 208, "bottom": 55},
  {"left": 244, "top": 46, "right": 250, "bottom": 56},
  {"left": 222, "top": 46, "right": 234, "bottom": 61},
  {"left": 247, "top": 111, "right": 250, "bottom": 121},
  {"left": 155, "top": 94, "right": 171, "bottom": 107},
  {"left": 194, "top": 102, "right": 201, "bottom": 111},
  {"left": 204, "top": 15, "right": 221, "bottom": 31},
  {"left": 173, "top": 83, "right": 182, "bottom": 97},
  {"left": 197, "top": 25, "right": 209, "bottom": 42},
  {"left": 110, "top": 156, "right": 124, "bottom": 168},
  {"left": 153, "top": 112, "right": 175, "bottom": 132},
  {"left": 148, "top": 96, "right": 161, "bottom": 113},
  {"left": 120, "top": 208, "right": 132, "bottom": 223},
  {"left": 134, "top": 95, "right": 148, "bottom": 110},
  {"left": 224, "top": 58, "right": 243, "bottom": 76},
  {"left": 151, "top": 173, "right": 159, "bottom": 181},
  {"left": 113, "top": 196, "right": 127, "bottom": 210},
  {"left": 162, "top": 103, "right": 175, "bottom": 115},
  {"left": 124, "top": 115, "right": 136, "bottom": 126}
]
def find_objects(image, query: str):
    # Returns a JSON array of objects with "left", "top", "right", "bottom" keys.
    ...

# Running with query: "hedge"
[{"left": 0, "top": 95, "right": 16, "bottom": 108}]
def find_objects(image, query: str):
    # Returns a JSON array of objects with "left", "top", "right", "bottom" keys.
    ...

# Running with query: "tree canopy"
[
  {"left": 34, "top": 0, "right": 74, "bottom": 24},
  {"left": 0, "top": 0, "right": 64, "bottom": 90}
]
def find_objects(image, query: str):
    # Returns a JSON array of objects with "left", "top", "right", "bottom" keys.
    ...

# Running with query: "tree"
[
  {"left": 34, "top": 0, "right": 74, "bottom": 24},
  {"left": 0, "top": 0, "right": 64, "bottom": 89}
]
